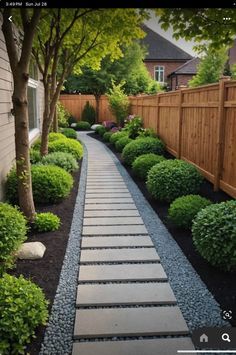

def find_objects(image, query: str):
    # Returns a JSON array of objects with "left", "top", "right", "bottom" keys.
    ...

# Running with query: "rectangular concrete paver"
[
  {"left": 80, "top": 248, "right": 159, "bottom": 263},
  {"left": 85, "top": 193, "right": 132, "bottom": 199},
  {"left": 85, "top": 204, "right": 137, "bottom": 210},
  {"left": 81, "top": 236, "right": 153, "bottom": 248},
  {"left": 72, "top": 338, "right": 195, "bottom": 355},
  {"left": 74, "top": 307, "right": 189, "bottom": 338},
  {"left": 85, "top": 198, "right": 133, "bottom": 204},
  {"left": 76, "top": 282, "right": 176, "bottom": 306},
  {"left": 84, "top": 210, "right": 140, "bottom": 217},
  {"left": 82, "top": 225, "right": 148, "bottom": 235},
  {"left": 83, "top": 217, "right": 143, "bottom": 226},
  {"left": 86, "top": 189, "right": 129, "bottom": 194},
  {"left": 78, "top": 264, "right": 167, "bottom": 282}
]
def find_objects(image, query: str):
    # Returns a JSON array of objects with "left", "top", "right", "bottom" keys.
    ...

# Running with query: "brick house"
[
  {"left": 141, "top": 25, "right": 192, "bottom": 88},
  {"left": 168, "top": 57, "right": 200, "bottom": 90}
]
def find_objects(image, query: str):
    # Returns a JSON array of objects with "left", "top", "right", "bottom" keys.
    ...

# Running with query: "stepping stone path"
[{"left": 72, "top": 134, "right": 195, "bottom": 355}]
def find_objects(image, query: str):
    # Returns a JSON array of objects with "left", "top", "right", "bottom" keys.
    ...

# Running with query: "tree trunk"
[
  {"left": 53, "top": 109, "right": 58, "bottom": 132},
  {"left": 95, "top": 94, "right": 100, "bottom": 123},
  {"left": 40, "top": 82, "right": 50, "bottom": 156}
]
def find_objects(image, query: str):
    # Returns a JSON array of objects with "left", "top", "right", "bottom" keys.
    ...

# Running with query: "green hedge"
[
  {"left": 41, "top": 152, "right": 79, "bottom": 172},
  {"left": 48, "top": 138, "right": 83, "bottom": 160},
  {"left": 132, "top": 153, "right": 165, "bottom": 180},
  {"left": 76, "top": 121, "right": 91, "bottom": 131},
  {"left": 61, "top": 128, "right": 77, "bottom": 139},
  {"left": 110, "top": 131, "right": 127, "bottom": 145},
  {"left": 115, "top": 136, "right": 133, "bottom": 153}
]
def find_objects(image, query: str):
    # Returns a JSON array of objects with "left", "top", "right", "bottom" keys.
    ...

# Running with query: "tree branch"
[{"left": 2, "top": 8, "right": 18, "bottom": 72}]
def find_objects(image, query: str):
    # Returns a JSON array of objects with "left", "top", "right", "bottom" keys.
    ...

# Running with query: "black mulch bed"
[
  {"left": 9, "top": 163, "right": 82, "bottom": 355},
  {"left": 89, "top": 132, "right": 236, "bottom": 327}
]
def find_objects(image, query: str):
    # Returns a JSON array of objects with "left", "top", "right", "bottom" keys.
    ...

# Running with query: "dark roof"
[
  {"left": 141, "top": 24, "right": 192, "bottom": 61},
  {"left": 168, "top": 57, "right": 200, "bottom": 76}
]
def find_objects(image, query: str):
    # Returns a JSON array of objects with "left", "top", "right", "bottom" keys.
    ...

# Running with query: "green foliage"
[
  {"left": 41, "top": 152, "right": 79, "bottom": 172},
  {"left": 57, "top": 101, "right": 70, "bottom": 128},
  {"left": 110, "top": 131, "right": 128, "bottom": 145},
  {"left": 147, "top": 159, "right": 203, "bottom": 202},
  {"left": 6, "top": 166, "right": 73, "bottom": 205},
  {"left": 192, "top": 200, "right": 236, "bottom": 270},
  {"left": 132, "top": 153, "right": 165, "bottom": 180},
  {"left": 189, "top": 47, "right": 228, "bottom": 87},
  {"left": 168, "top": 194, "right": 212, "bottom": 229},
  {"left": 60, "top": 128, "right": 77, "bottom": 139},
  {"left": 137, "top": 127, "right": 157, "bottom": 138},
  {"left": 30, "top": 149, "right": 41, "bottom": 164},
  {"left": 115, "top": 136, "right": 133, "bottom": 152},
  {"left": 76, "top": 121, "right": 91, "bottom": 131},
  {"left": 0, "top": 273, "right": 48, "bottom": 354},
  {"left": 32, "top": 133, "right": 66, "bottom": 151},
  {"left": 0, "top": 203, "right": 27, "bottom": 275},
  {"left": 122, "top": 137, "right": 165, "bottom": 166},
  {"left": 103, "top": 131, "right": 113, "bottom": 142},
  {"left": 95, "top": 126, "right": 106, "bottom": 137},
  {"left": 33, "top": 212, "right": 60, "bottom": 232},
  {"left": 124, "top": 116, "right": 143, "bottom": 139},
  {"left": 48, "top": 138, "right": 83, "bottom": 160},
  {"left": 107, "top": 82, "right": 130, "bottom": 126},
  {"left": 81, "top": 101, "right": 96, "bottom": 125}
]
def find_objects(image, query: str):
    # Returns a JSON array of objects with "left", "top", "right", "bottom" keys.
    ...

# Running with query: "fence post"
[
  {"left": 177, "top": 89, "right": 183, "bottom": 159},
  {"left": 156, "top": 94, "right": 160, "bottom": 135},
  {"left": 214, "top": 78, "right": 227, "bottom": 191}
]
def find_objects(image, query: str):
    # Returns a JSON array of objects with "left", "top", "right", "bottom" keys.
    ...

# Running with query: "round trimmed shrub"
[
  {"left": 110, "top": 131, "right": 127, "bottom": 145},
  {"left": 95, "top": 125, "right": 106, "bottom": 136},
  {"left": 192, "top": 200, "right": 236, "bottom": 271},
  {"left": 32, "top": 133, "right": 66, "bottom": 150},
  {"left": 122, "top": 137, "right": 165, "bottom": 166},
  {"left": 33, "top": 212, "right": 60, "bottom": 232},
  {"left": 61, "top": 128, "right": 77, "bottom": 139},
  {"left": 6, "top": 165, "right": 73, "bottom": 205},
  {"left": 0, "top": 274, "right": 48, "bottom": 354},
  {"left": 115, "top": 136, "right": 133, "bottom": 153},
  {"left": 0, "top": 203, "right": 27, "bottom": 274},
  {"left": 76, "top": 121, "right": 91, "bottom": 131},
  {"left": 41, "top": 152, "right": 79, "bottom": 172},
  {"left": 30, "top": 149, "right": 41, "bottom": 164},
  {"left": 48, "top": 138, "right": 83, "bottom": 160},
  {"left": 168, "top": 194, "right": 212, "bottom": 229},
  {"left": 132, "top": 153, "right": 165, "bottom": 180},
  {"left": 103, "top": 131, "right": 113, "bottom": 142},
  {"left": 147, "top": 159, "right": 203, "bottom": 202}
]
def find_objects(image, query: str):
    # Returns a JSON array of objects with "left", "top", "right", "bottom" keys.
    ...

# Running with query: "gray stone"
[
  {"left": 16, "top": 242, "right": 46, "bottom": 260},
  {"left": 74, "top": 307, "right": 189, "bottom": 338},
  {"left": 81, "top": 236, "right": 153, "bottom": 248},
  {"left": 85, "top": 204, "right": 137, "bottom": 210},
  {"left": 76, "top": 282, "right": 176, "bottom": 306},
  {"left": 85, "top": 193, "right": 131, "bottom": 199},
  {"left": 80, "top": 247, "right": 159, "bottom": 263},
  {"left": 84, "top": 210, "right": 140, "bottom": 217},
  {"left": 83, "top": 217, "right": 143, "bottom": 225},
  {"left": 82, "top": 225, "right": 148, "bottom": 235},
  {"left": 72, "top": 338, "right": 195, "bottom": 355},
  {"left": 78, "top": 264, "right": 167, "bottom": 282}
]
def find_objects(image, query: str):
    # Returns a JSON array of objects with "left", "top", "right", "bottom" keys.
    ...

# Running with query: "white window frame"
[
  {"left": 28, "top": 77, "right": 40, "bottom": 142},
  {"left": 154, "top": 65, "right": 165, "bottom": 83}
]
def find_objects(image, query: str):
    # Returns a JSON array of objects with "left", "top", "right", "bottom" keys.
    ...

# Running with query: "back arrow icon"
[{"left": 8, "top": 16, "right": 12, "bottom": 22}]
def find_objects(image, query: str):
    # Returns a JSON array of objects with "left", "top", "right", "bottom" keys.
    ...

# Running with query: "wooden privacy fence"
[
  {"left": 59, "top": 94, "right": 115, "bottom": 122},
  {"left": 130, "top": 79, "right": 236, "bottom": 199}
]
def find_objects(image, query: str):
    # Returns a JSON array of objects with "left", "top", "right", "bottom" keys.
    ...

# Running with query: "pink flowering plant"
[{"left": 124, "top": 115, "right": 143, "bottom": 139}]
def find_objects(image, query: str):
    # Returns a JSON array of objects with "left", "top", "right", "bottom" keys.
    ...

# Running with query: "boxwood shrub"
[
  {"left": 110, "top": 131, "right": 127, "bottom": 145},
  {"left": 0, "top": 274, "right": 48, "bottom": 354},
  {"left": 0, "top": 203, "right": 27, "bottom": 274},
  {"left": 132, "top": 153, "right": 166, "bottom": 180},
  {"left": 32, "top": 133, "right": 66, "bottom": 150},
  {"left": 41, "top": 152, "right": 78, "bottom": 172},
  {"left": 122, "top": 137, "right": 165, "bottom": 166},
  {"left": 192, "top": 200, "right": 236, "bottom": 271},
  {"left": 6, "top": 165, "right": 73, "bottom": 205},
  {"left": 103, "top": 131, "right": 113, "bottom": 142},
  {"left": 33, "top": 212, "right": 60, "bottom": 232},
  {"left": 48, "top": 138, "right": 83, "bottom": 160},
  {"left": 30, "top": 149, "right": 41, "bottom": 164},
  {"left": 95, "top": 125, "right": 106, "bottom": 137},
  {"left": 115, "top": 136, "right": 133, "bottom": 152},
  {"left": 147, "top": 159, "right": 203, "bottom": 202},
  {"left": 76, "top": 121, "right": 91, "bottom": 131},
  {"left": 168, "top": 194, "right": 212, "bottom": 229},
  {"left": 61, "top": 128, "right": 77, "bottom": 139}
]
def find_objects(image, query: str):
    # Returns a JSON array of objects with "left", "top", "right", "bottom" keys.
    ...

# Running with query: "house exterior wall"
[
  {"left": 169, "top": 74, "right": 195, "bottom": 90},
  {"left": 0, "top": 17, "right": 44, "bottom": 200},
  {"left": 144, "top": 60, "right": 188, "bottom": 83}
]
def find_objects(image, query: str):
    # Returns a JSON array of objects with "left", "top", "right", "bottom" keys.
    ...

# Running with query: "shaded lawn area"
[{"left": 89, "top": 132, "right": 236, "bottom": 327}]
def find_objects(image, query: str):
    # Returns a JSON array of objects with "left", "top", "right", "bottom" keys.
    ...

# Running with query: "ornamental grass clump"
[
  {"left": 33, "top": 212, "right": 60, "bottom": 232},
  {"left": 168, "top": 194, "right": 212, "bottom": 229},
  {"left": 0, "top": 274, "right": 49, "bottom": 354},
  {"left": 192, "top": 200, "right": 236, "bottom": 271},
  {"left": 115, "top": 136, "right": 133, "bottom": 152},
  {"left": 122, "top": 137, "right": 165, "bottom": 166},
  {"left": 147, "top": 159, "right": 203, "bottom": 202},
  {"left": 132, "top": 153, "right": 165, "bottom": 180},
  {"left": 0, "top": 203, "right": 27, "bottom": 274}
]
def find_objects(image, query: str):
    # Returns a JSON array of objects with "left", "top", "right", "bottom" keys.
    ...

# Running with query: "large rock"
[{"left": 16, "top": 242, "right": 46, "bottom": 260}]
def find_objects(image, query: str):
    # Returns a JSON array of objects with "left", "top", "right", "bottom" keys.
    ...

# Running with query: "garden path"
[{"left": 72, "top": 133, "right": 195, "bottom": 355}]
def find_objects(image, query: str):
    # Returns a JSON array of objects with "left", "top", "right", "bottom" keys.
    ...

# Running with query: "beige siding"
[{"left": 0, "top": 16, "right": 44, "bottom": 200}]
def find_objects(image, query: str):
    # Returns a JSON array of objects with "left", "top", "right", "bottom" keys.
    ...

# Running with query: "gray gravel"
[{"left": 39, "top": 140, "right": 88, "bottom": 355}]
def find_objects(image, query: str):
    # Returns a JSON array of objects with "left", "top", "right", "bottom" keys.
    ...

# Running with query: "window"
[
  {"left": 28, "top": 61, "right": 39, "bottom": 132},
  {"left": 154, "top": 66, "right": 165, "bottom": 83}
]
